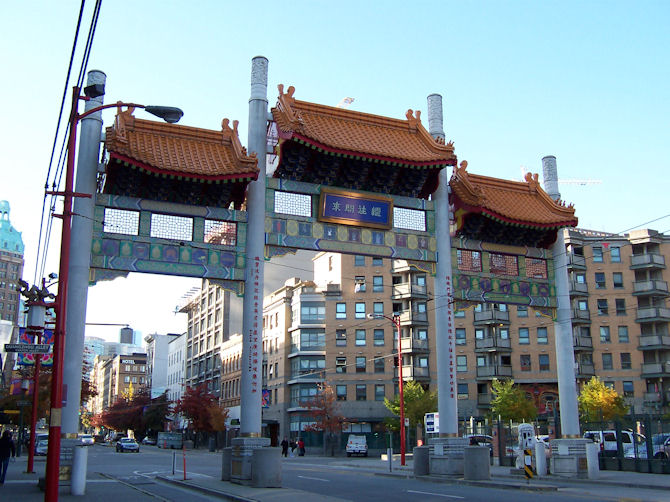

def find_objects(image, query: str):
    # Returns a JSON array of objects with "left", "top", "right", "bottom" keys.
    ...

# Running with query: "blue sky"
[{"left": 2, "top": 1, "right": 669, "bottom": 340}]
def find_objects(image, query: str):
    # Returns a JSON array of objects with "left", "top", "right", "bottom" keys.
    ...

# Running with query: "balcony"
[
  {"left": 641, "top": 362, "right": 670, "bottom": 377},
  {"left": 475, "top": 336, "right": 512, "bottom": 352},
  {"left": 571, "top": 309, "right": 591, "bottom": 324},
  {"left": 635, "top": 307, "right": 670, "bottom": 323},
  {"left": 392, "top": 282, "right": 428, "bottom": 300},
  {"left": 573, "top": 335, "right": 593, "bottom": 351},
  {"left": 631, "top": 253, "right": 666, "bottom": 270},
  {"left": 394, "top": 365, "right": 430, "bottom": 380},
  {"left": 567, "top": 253, "right": 587, "bottom": 270},
  {"left": 477, "top": 394, "right": 492, "bottom": 407},
  {"left": 569, "top": 280, "right": 589, "bottom": 296},
  {"left": 633, "top": 280, "right": 669, "bottom": 297},
  {"left": 287, "top": 372, "right": 325, "bottom": 385},
  {"left": 398, "top": 310, "right": 428, "bottom": 326},
  {"left": 644, "top": 392, "right": 662, "bottom": 404},
  {"left": 638, "top": 334, "right": 670, "bottom": 350},
  {"left": 476, "top": 365, "right": 512, "bottom": 379},
  {"left": 473, "top": 310, "right": 510, "bottom": 325},
  {"left": 576, "top": 362, "right": 595, "bottom": 378},
  {"left": 400, "top": 337, "right": 429, "bottom": 353}
]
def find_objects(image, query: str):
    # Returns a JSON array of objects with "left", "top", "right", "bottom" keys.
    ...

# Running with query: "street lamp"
[
  {"left": 369, "top": 312, "right": 406, "bottom": 466},
  {"left": 43, "top": 84, "right": 182, "bottom": 502}
]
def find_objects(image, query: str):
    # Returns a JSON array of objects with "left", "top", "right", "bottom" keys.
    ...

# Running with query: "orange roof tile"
[
  {"left": 104, "top": 106, "right": 258, "bottom": 181},
  {"left": 271, "top": 85, "right": 457, "bottom": 166},
  {"left": 450, "top": 161, "right": 578, "bottom": 228}
]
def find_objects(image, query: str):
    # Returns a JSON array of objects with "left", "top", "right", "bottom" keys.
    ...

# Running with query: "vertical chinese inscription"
[
  {"left": 248, "top": 256, "right": 261, "bottom": 394},
  {"left": 446, "top": 275, "right": 455, "bottom": 399}
]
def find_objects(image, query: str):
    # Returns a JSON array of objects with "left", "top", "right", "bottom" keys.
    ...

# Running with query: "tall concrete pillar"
[
  {"left": 241, "top": 56, "right": 269, "bottom": 437},
  {"left": 427, "top": 94, "right": 458, "bottom": 436},
  {"left": 63, "top": 70, "right": 106, "bottom": 434},
  {"left": 542, "top": 155, "right": 580, "bottom": 437}
]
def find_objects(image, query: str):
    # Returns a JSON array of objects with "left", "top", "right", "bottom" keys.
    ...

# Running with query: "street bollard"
[
  {"left": 387, "top": 448, "right": 393, "bottom": 472},
  {"left": 172, "top": 451, "right": 176, "bottom": 475}
]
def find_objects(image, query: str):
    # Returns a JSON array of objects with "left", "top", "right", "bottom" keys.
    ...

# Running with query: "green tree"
[
  {"left": 384, "top": 380, "right": 437, "bottom": 434},
  {"left": 578, "top": 376, "right": 628, "bottom": 421},
  {"left": 490, "top": 379, "right": 537, "bottom": 422}
]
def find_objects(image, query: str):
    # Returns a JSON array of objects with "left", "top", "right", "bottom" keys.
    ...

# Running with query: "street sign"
[
  {"left": 2, "top": 410, "right": 19, "bottom": 415},
  {"left": 17, "top": 400, "right": 31, "bottom": 407},
  {"left": 4, "top": 343, "right": 51, "bottom": 354}
]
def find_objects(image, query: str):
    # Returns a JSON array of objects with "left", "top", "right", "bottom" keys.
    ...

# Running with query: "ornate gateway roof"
[
  {"left": 103, "top": 107, "right": 258, "bottom": 207},
  {"left": 450, "top": 161, "right": 578, "bottom": 248},
  {"left": 270, "top": 85, "right": 457, "bottom": 198}
]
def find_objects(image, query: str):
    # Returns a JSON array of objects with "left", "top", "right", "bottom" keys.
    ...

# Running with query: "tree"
[
  {"left": 93, "top": 390, "right": 170, "bottom": 438},
  {"left": 174, "top": 384, "right": 219, "bottom": 444},
  {"left": 490, "top": 379, "right": 537, "bottom": 422},
  {"left": 384, "top": 380, "right": 437, "bottom": 438},
  {"left": 578, "top": 376, "right": 628, "bottom": 421},
  {"left": 304, "top": 383, "right": 345, "bottom": 456}
]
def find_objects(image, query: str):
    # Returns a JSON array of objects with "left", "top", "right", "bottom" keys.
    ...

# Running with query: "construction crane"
[{"left": 520, "top": 166, "right": 601, "bottom": 186}]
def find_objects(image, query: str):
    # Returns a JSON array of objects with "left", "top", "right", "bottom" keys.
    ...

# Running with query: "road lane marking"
[
  {"left": 298, "top": 475, "right": 330, "bottom": 482},
  {"left": 407, "top": 490, "right": 464, "bottom": 499}
]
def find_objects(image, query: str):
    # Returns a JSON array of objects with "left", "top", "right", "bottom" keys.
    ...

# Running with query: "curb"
[
  {"left": 156, "top": 475, "right": 257, "bottom": 502},
  {"left": 372, "top": 471, "right": 559, "bottom": 492}
]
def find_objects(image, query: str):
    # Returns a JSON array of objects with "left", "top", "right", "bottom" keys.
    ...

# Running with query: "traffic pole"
[
  {"left": 182, "top": 443, "right": 187, "bottom": 480},
  {"left": 26, "top": 312, "right": 44, "bottom": 473}
]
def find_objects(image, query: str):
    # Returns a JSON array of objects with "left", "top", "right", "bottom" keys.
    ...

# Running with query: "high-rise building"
[{"left": 145, "top": 333, "right": 181, "bottom": 398}]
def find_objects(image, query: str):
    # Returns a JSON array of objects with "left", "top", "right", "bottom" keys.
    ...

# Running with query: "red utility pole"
[
  {"left": 26, "top": 322, "right": 43, "bottom": 474},
  {"left": 394, "top": 314, "right": 406, "bottom": 467}
]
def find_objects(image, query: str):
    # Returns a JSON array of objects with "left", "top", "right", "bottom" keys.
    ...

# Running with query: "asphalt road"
[{"left": 78, "top": 444, "right": 669, "bottom": 502}]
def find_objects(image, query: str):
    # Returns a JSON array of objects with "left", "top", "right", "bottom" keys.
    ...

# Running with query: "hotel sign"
[{"left": 318, "top": 188, "right": 392, "bottom": 229}]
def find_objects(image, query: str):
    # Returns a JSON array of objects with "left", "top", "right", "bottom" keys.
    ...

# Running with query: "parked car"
[
  {"left": 345, "top": 435, "right": 368, "bottom": 457},
  {"left": 465, "top": 434, "right": 493, "bottom": 456},
  {"left": 141, "top": 436, "right": 157, "bottom": 445},
  {"left": 651, "top": 433, "right": 670, "bottom": 459},
  {"left": 583, "top": 430, "right": 644, "bottom": 457},
  {"left": 79, "top": 434, "right": 94, "bottom": 445},
  {"left": 35, "top": 439, "right": 49, "bottom": 456},
  {"left": 116, "top": 438, "right": 140, "bottom": 453}
]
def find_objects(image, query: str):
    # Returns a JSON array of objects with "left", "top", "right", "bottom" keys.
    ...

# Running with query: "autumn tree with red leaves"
[
  {"left": 174, "top": 384, "right": 226, "bottom": 446},
  {"left": 304, "top": 383, "right": 344, "bottom": 456}
]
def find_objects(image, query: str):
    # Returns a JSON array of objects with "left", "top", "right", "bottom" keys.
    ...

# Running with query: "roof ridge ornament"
[
  {"left": 113, "top": 102, "right": 136, "bottom": 144},
  {"left": 406, "top": 109, "right": 421, "bottom": 132},
  {"left": 221, "top": 118, "right": 253, "bottom": 158},
  {"left": 524, "top": 171, "right": 540, "bottom": 192}
]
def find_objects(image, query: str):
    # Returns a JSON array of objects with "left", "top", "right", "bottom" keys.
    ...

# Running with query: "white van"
[
  {"left": 583, "top": 430, "right": 645, "bottom": 457},
  {"left": 346, "top": 435, "right": 368, "bottom": 457}
]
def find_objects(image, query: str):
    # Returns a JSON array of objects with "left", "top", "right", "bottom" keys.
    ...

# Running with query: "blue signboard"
[{"left": 319, "top": 188, "right": 393, "bottom": 229}]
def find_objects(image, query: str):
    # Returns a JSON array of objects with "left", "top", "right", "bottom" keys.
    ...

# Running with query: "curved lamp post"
[
  {"left": 370, "top": 312, "right": 406, "bottom": 466},
  {"left": 44, "top": 84, "right": 182, "bottom": 502}
]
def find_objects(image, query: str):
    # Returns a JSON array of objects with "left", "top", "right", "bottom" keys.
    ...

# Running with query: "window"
[
  {"left": 356, "top": 357, "right": 366, "bottom": 373},
  {"left": 375, "top": 384, "right": 385, "bottom": 401},
  {"left": 418, "top": 357, "right": 428, "bottom": 367},
  {"left": 593, "top": 247, "right": 603, "bottom": 263},
  {"left": 615, "top": 299, "right": 626, "bottom": 315},
  {"left": 499, "top": 327, "right": 509, "bottom": 339},
  {"left": 456, "top": 328, "right": 466, "bottom": 345},
  {"left": 355, "top": 329, "right": 366, "bottom": 346},
  {"left": 477, "top": 356, "right": 486, "bottom": 367},
  {"left": 597, "top": 299, "right": 608, "bottom": 315},
  {"left": 417, "top": 329, "right": 427, "bottom": 340},
  {"left": 301, "top": 303, "right": 326, "bottom": 322},
  {"left": 537, "top": 327, "right": 548, "bottom": 344},
  {"left": 457, "top": 355, "right": 467, "bottom": 372},
  {"left": 454, "top": 309, "right": 465, "bottom": 318},
  {"left": 618, "top": 326, "right": 629, "bottom": 343},
  {"left": 610, "top": 247, "right": 621, "bottom": 263},
  {"left": 354, "top": 276, "right": 366, "bottom": 292},
  {"left": 539, "top": 354, "right": 550, "bottom": 372},
  {"left": 517, "top": 306, "right": 528, "bottom": 318},
  {"left": 575, "top": 273, "right": 586, "bottom": 284},
  {"left": 372, "top": 257, "right": 383, "bottom": 267},
  {"left": 623, "top": 381, "right": 634, "bottom": 397},
  {"left": 124, "top": 376, "right": 130, "bottom": 383},
  {"left": 457, "top": 383, "right": 469, "bottom": 399},
  {"left": 620, "top": 353, "right": 632, "bottom": 370},
  {"left": 519, "top": 328, "right": 530, "bottom": 345},
  {"left": 457, "top": 249, "right": 482, "bottom": 272},
  {"left": 475, "top": 329, "right": 484, "bottom": 340},
  {"left": 354, "top": 255, "right": 366, "bottom": 266},
  {"left": 600, "top": 326, "right": 611, "bottom": 343},
  {"left": 520, "top": 354, "right": 531, "bottom": 371},
  {"left": 595, "top": 272, "right": 606, "bottom": 289},
  {"left": 355, "top": 302, "right": 366, "bottom": 319},
  {"left": 577, "top": 299, "right": 588, "bottom": 311},
  {"left": 336, "top": 303, "right": 346, "bottom": 319},
  {"left": 373, "top": 329, "right": 384, "bottom": 346},
  {"left": 373, "top": 302, "right": 384, "bottom": 315},
  {"left": 373, "top": 276, "right": 383, "bottom": 292},
  {"left": 374, "top": 358, "right": 384, "bottom": 373},
  {"left": 602, "top": 353, "right": 613, "bottom": 370},
  {"left": 613, "top": 272, "right": 624, "bottom": 288},
  {"left": 336, "top": 357, "right": 347, "bottom": 373},
  {"left": 336, "top": 385, "right": 347, "bottom": 401},
  {"left": 356, "top": 384, "right": 366, "bottom": 401}
]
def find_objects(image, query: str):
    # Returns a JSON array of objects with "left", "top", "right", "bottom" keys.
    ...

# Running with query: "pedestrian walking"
[
  {"left": 0, "top": 430, "right": 16, "bottom": 485},
  {"left": 298, "top": 438, "right": 305, "bottom": 456},
  {"left": 280, "top": 437, "right": 289, "bottom": 457},
  {"left": 289, "top": 439, "right": 296, "bottom": 457}
]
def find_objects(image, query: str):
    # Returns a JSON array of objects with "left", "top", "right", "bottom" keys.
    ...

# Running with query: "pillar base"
[
  {"left": 230, "top": 437, "right": 271, "bottom": 486},
  {"left": 429, "top": 437, "right": 468, "bottom": 476},
  {"left": 550, "top": 438, "right": 589, "bottom": 478}
]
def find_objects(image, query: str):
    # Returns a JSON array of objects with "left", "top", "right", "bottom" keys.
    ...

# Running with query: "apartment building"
[{"left": 89, "top": 352, "right": 147, "bottom": 413}]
